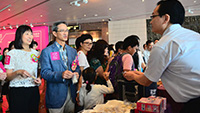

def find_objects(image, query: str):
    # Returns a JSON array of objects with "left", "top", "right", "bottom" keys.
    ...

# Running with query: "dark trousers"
[
  {"left": 9, "top": 86, "right": 40, "bottom": 113},
  {"left": 180, "top": 96, "right": 200, "bottom": 113}
]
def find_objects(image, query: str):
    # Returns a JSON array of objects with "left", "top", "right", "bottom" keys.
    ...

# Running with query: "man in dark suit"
[{"left": 40, "top": 21, "right": 80, "bottom": 113}]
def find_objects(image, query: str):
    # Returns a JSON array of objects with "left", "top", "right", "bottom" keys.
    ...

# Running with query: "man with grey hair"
[{"left": 40, "top": 21, "right": 80, "bottom": 113}]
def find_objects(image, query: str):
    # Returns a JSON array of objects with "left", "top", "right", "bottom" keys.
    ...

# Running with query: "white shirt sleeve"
[
  {"left": 144, "top": 41, "right": 181, "bottom": 82},
  {"left": 4, "top": 51, "right": 15, "bottom": 70},
  {"left": 78, "top": 51, "right": 89, "bottom": 68},
  {"left": 99, "top": 80, "right": 114, "bottom": 94}
]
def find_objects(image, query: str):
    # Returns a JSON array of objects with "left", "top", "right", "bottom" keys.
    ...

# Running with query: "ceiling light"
[
  {"left": 59, "top": 8, "right": 62, "bottom": 11},
  {"left": 8, "top": 9, "right": 11, "bottom": 11},
  {"left": 26, "top": 20, "right": 28, "bottom": 22},
  {"left": 82, "top": 31, "right": 87, "bottom": 34},
  {"left": 84, "top": 14, "right": 86, "bottom": 17},
  {"left": 16, "top": 25, "right": 19, "bottom": 28},
  {"left": 3, "top": 26, "right": 6, "bottom": 30},
  {"left": 74, "top": 1, "right": 80, "bottom": 6},
  {"left": 30, "top": 23, "right": 33, "bottom": 27},
  {"left": 102, "top": 19, "right": 105, "bottom": 21},
  {"left": 188, "top": 9, "right": 194, "bottom": 14},
  {"left": 9, "top": 25, "right": 13, "bottom": 29},
  {"left": 109, "top": 8, "right": 111, "bottom": 11},
  {"left": 70, "top": 0, "right": 88, "bottom": 7},
  {"left": 0, "top": 4, "right": 11, "bottom": 13},
  {"left": 83, "top": 0, "right": 88, "bottom": 4},
  {"left": 43, "top": 23, "right": 46, "bottom": 25},
  {"left": 194, "top": 1, "right": 196, "bottom": 3},
  {"left": 25, "top": 0, "right": 27, "bottom": 1},
  {"left": 142, "top": 0, "right": 144, "bottom": 2},
  {"left": 94, "top": 14, "right": 98, "bottom": 17},
  {"left": 40, "top": 15, "right": 43, "bottom": 17}
]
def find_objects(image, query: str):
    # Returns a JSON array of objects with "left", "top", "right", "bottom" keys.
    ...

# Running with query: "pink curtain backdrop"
[{"left": 0, "top": 26, "right": 49, "bottom": 54}]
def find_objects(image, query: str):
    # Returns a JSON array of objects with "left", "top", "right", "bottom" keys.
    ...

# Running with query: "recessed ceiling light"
[
  {"left": 43, "top": 23, "right": 46, "bottom": 25},
  {"left": 109, "top": 8, "right": 111, "bottom": 11},
  {"left": 84, "top": 14, "right": 86, "bottom": 17},
  {"left": 8, "top": 9, "right": 11, "bottom": 11},
  {"left": 142, "top": 0, "right": 144, "bottom": 2},
  {"left": 94, "top": 14, "right": 98, "bottom": 17},
  {"left": 194, "top": 1, "right": 196, "bottom": 3},
  {"left": 40, "top": 15, "right": 43, "bottom": 17},
  {"left": 102, "top": 19, "right": 105, "bottom": 21},
  {"left": 59, "top": 8, "right": 62, "bottom": 11},
  {"left": 26, "top": 20, "right": 28, "bottom": 22},
  {"left": 25, "top": 0, "right": 27, "bottom": 1}
]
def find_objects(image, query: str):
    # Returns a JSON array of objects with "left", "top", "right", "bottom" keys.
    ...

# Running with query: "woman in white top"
[
  {"left": 75, "top": 34, "right": 93, "bottom": 101},
  {"left": 4, "top": 25, "right": 41, "bottom": 113},
  {"left": 79, "top": 67, "right": 114, "bottom": 109},
  {"left": 75, "top": 34, "right": 93, "bottom": 71}
]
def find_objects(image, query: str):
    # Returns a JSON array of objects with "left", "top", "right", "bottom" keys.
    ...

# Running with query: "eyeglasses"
[
  {"left": 150, "top": 15, "right": 160, "bottom": 19},
  {"left": 83, "top": 42, "right": 93, "bottom": 45},
  {"left": 57, "top": 29, "right": 69, "bottom": 33}
]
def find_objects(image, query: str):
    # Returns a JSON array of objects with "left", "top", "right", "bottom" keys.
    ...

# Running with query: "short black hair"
[
  {"left": 146, "top": 40, "right": 153, "bottom": 46},
  {"left": 157, "top": 0, "right": 185, "bottom": 25},
  {"left": 115, "top": 41, "right": 124, "bottom": 53},
  {"left": 123, "top": 35, "right": 139, "bottom": 50},
  {"left": 52, "top": 21, "right": 67, "bottom": 32},
  {"left": 14, "top": 25, "right": 33, "bottom": 49},
  {"left": 75, "top": 34, "right": 93, "bottom": 49},
  {"left": 33, "top": 41, "right": 38, "bottom": 46}
]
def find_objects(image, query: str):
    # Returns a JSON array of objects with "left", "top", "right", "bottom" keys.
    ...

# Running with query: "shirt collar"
[
  {"left": 55, "top": 41, "right": 67, "bottom": 51},
  {"left": 163, "top": 24, "right": 181, "bottom": 36}
]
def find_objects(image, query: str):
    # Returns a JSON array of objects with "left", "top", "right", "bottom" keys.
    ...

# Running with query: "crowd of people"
[{"left": 0, "top": 0, "right": 200, "bottom": 113}]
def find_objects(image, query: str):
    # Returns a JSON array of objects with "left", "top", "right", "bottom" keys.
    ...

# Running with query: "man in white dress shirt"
[{"left": 123, "top": 0, "right": 200, "bottom": 113}]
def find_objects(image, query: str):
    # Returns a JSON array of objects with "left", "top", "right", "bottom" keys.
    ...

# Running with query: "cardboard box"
[{"left": 137, "top": 96, "right": 166, "bottom": 113}]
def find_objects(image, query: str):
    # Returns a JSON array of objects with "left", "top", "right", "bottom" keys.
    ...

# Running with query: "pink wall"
[{"left": 0, "top": 26, "right": 49, "bottom": 54}]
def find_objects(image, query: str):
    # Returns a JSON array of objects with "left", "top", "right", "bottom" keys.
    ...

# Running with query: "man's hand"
[
  {"left": 62, "top": 70, "right": 74, "bottom": 79},
  {"left": 0, "top": 72, "right": 7, "bottom": 81},
  {"left": 73, "top": 72, "right": 79, "bottom": 79},
  {"left": 34, "top": 77, "right": 42, "bottom": 85},
  {"left": 123, "top": 71, "right": 136, "bottom": 81}
]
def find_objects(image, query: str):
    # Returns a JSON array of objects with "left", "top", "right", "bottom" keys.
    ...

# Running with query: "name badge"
[
  {"left": 51, "top": 52, "right": 60, "bottom": 60},
  {"left": 4, "top": 55, "right": 11, "bottom": 65}
]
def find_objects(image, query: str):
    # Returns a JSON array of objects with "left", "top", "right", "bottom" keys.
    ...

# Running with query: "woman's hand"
[
  {"left": 34, "top": 77, "right": 41, "bottom": 85},
  {"left": 0, "top": 72, "right": 7, "bottom": 81},
  {"left": 16, "top": 70, "right": 31, "bottom": 78}
]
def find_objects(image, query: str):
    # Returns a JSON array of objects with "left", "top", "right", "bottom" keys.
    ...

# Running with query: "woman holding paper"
[{"left": 4, "top": 25, "right": 41, "bottom": 113}]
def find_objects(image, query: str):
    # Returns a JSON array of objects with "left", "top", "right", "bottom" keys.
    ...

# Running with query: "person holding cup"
[{"left": 40, "top": 21, "right": 80, "bottom": 113}]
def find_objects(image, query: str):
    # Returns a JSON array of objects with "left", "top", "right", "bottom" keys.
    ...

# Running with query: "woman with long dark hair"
[
  {"left": 4, "top": 25, "right": 41, "bottom": 113},
  {"left": 87, "top": 40, "right": 110, "bottom": 85}
]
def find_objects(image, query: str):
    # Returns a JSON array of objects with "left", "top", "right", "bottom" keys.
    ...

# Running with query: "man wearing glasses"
[
  {"left": 123, "top": 0, "right": 200, "bottom": 112},
  {"left": 40, "top": 21, "right": 80, "bottom": 113}
]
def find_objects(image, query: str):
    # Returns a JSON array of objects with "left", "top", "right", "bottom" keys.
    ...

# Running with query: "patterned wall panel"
[{"left": 146, "top": 15, "right": 200, "bottom": 41}]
